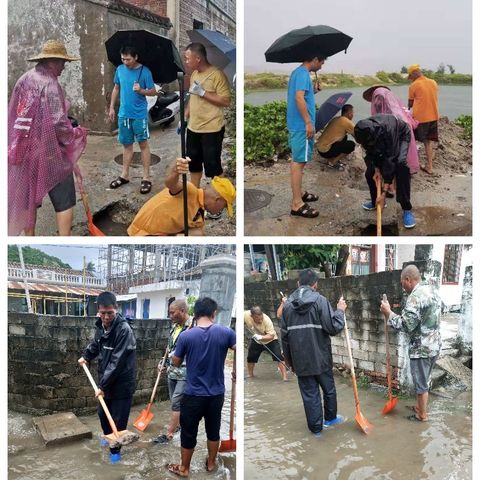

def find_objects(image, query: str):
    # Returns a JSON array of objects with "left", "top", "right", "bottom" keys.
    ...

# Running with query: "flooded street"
[
  {"left": 244, "top": 362, "right": 471, "bottom": 480},
  {"left": 9, "top": 368, "right": 236, "bottom": 480}
]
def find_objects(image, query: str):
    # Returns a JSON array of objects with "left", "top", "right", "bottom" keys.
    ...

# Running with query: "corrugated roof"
[{"left": 8, "top": 281, "right": 103, "bottom": 296}]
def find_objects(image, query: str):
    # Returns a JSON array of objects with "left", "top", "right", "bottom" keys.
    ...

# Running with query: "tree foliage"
[
  {"left": 281, "top": 245, "right": 350, "bottom": 278},
  {"left": 8, "top": 245, "right": 72, "bottom": 269}
]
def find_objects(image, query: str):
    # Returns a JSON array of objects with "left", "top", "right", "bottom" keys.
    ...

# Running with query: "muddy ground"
[
  {"left": 34, "top": 123, "right": 236, "bottom": 237},
  {"left": 244, "top": 118, "right": 472, "bottom": 236},
  {"left": 8, "top": 363, "right": 235, "bottom": 480},
  {"left": 244, "top": 361, "right": 471, "bottom": 480}
]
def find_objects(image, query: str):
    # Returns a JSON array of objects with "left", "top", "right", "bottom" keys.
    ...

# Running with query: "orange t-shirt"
[
  {"left": 127, "top": 182, "right": 205, "bottom": 236},
  {"left": 408, "top": 76, "right": 439, "bottom": 123}
]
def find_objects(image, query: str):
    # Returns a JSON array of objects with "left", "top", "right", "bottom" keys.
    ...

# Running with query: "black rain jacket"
[
  {"left": 354, "top": 113, "right": 411, "bottom": 183},
  {"left": 83, "top": 314, "right": 136, "bottom": 399},
  {"left": 281, "top": 286, "right": 345, "bottom": 377}
]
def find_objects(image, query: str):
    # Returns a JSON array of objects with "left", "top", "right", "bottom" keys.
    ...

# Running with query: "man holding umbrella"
[
  {"left": 184, "top": 43, "right": 231, "bottom": 197},
  {"left": 108, "top": 45, "right": 157, "bottom": 194}
]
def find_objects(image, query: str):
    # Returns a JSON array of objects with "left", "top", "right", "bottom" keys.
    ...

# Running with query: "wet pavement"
[
  {"left": 244, "top": 362, "right": 471, "bottom": 480},
  {"left": 34, "top": 123, "right": 235, "bottom": 237},
  {"left": 9, "top": 366, "right": 236, "bottom": 480}
]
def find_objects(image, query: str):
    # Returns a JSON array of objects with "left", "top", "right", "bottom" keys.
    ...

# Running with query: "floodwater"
[
  {"left": 9, "top": 368, "right": 235, "bottom": 479},
  {"left": 245, "top": 85, "right": 472, "bottom": 121},
  {"left": 244, "top": 362, "right": 471, "bottom": 480}
]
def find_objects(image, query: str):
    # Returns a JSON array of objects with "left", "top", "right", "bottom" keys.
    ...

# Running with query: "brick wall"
[
  {"left": 124, "top": 0, "right": 167, "bottom": 17},
  {"left": 244, "top": 271, "right": 407, "bottom": 390},
  {"left": 8, "top": 313, "right": 170, "bottom": 415}
]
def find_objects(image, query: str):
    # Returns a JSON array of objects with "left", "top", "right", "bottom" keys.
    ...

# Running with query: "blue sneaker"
[
  {"left": 362, "top": 201, "right": 375, "bottom": 211},
  {"left": 403, "top": 210, "right": 416, "bottom": 229},
  {"left": 324, "top": 414, "right": 345, "bottom": 428},
  {"left": 110, "top": 452, "right": 121, "bottom": 464},
  {"left": 99, "top": 438, "right": 109, "bottom": 447}
]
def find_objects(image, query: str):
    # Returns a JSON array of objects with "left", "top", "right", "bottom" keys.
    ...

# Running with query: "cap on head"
[
  {"left": 28, "top": 40, "right": 80, "bottom": 62},
  {"left": 407, "top": 64, "right": 421, "bottom": 76},
  {"left": 211, "top": 176, "right": 236, "bottom": 216}
]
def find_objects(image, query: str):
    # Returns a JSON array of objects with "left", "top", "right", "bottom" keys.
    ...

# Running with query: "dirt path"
[{"left": 245, "top": 118, "right": 471, "bottom": 236}]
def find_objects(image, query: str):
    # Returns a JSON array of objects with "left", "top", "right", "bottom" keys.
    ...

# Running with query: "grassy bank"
[{"left": 245, "top": 71, "right": 472, "bottom": 92}]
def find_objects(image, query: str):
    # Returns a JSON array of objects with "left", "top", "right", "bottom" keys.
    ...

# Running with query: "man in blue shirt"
[
  {"left": 167, "top": 297, "right": 236, "bottom": 477},
  {"left": 108, "top": 46, "right": 156, "bottom": 194},
  {"left": 287, "top": 54, "right": 324, "bottom": 218}
]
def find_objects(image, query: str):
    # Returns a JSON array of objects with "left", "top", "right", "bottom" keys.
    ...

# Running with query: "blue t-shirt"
[
  {"left": 286, "top": 65, "right": 315, "bottom": 131},
  {"left": 113, "top": 64, "right": 154, "bottom": 119},
  {"left": 174, "top": 324, "right": 236, "bottom": 396}
]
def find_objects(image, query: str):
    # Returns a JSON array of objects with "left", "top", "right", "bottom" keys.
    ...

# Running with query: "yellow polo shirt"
[
  {"left": 244, "top": 310, "right": 278, "bottom": 345},
  {"left": 188, "top": 66, "right": 231, "bottom": 133},
  {"left": 127, "top": 182, "right": 205, "bottom": 236},
  {"left": 316, "top": 116, "right": 355, "bottom": 153}
]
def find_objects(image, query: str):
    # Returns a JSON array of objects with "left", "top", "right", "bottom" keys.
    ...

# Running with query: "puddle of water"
[
  {"left": 9, "top": 367, "right": 236, "bottom": 479},
  {"left": 245, "top": 362, "right": 471, "bottom": 480}
]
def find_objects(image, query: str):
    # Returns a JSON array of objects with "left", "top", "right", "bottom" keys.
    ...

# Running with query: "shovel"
[
  {"left": 343, "top": 316, "right": 373, "bottom": 434},
  {"left": 375, "top": 176, "right": 383, "bottom": 237},
  {"left": 219, "top": 350, "right": 236, "bottom": 452},
  {"left": 80, "top": 190, "right": 106, "bottom": 236},
  {"left": 178, "top": 71, "right": 189, "bottom": 236},
  {"left": 81, "top": 363, "right": 139, "bottom": 447},
  {"left": 133, "top": 347, "right": 169, "bottom": 432},
  {"left": 381, "top": 294, "right": 398, "bottom": 415}
]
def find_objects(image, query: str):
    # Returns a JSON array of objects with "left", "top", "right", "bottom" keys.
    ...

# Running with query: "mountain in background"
[{"left": 8, "top": 246, "right": 72, "bottom": 270}]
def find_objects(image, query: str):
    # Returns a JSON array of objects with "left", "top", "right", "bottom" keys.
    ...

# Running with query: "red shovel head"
[
  {"left": 382, "top": 396, "right": 399, "bottom": 415},
  {"left": 355, "top": 409, "right": 374, "bottom": 435},
  {"left": 219, "top": 438, "right": 236, "bottom": 452},
  {"left": 86, "top": 209, "right": 105, "bottom": 237},
  {"left": 133, "top": 405, "right": 154, "bottom": 432}
]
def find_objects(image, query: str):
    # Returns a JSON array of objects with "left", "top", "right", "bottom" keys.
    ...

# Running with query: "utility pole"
[{"left": 18, "top": 245, "right": 33, "bottom": 313}]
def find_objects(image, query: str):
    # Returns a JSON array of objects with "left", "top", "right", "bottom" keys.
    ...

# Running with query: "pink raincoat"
[
  {"left": 371, "top": 87, "right": 420, "bottom": 174},
  {"left": 8, "top": 63, "right": 87, "bottom": 235}
]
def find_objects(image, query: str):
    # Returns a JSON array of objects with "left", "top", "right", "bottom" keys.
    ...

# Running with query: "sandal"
[
  {"left": 110, "top": 176, "right": 129, "bottom": 189},
  {"left": 302, "top": 191, "right": 319, "bottom": 202},
  {"left": 290, "top": 203, "right": 319, "bottom": 218},
  {"left": 326, "top": 162, "right": 345, "bottom": 171},
  {"left": 153, "top": 433, "right": 171, "bottom": 444},
  {"left": 205, "top": 457, "right": 217, "bottom": 473},
  {"left": 420, "top": 165, "right": 433, "bottom": 175},
  {"left": 405, "top": 414, "right": 427, "bottom": 422},
  {"left": 140, "top": 180, "right": 152, "bottom": 194},
  {"left": 166, "top": 464, "right": 189, "bottom": 477}
]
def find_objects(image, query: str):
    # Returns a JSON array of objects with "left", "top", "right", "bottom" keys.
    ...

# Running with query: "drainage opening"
[
  {"left": 92, "top": 201, "right": 137, "bottom": 236},
  {"left": 114, "top": 152, "right": 160, "bottom": 167},
  {"left": 245, "top": 189, "right": 273, "bottom": 213},
  {"left": 360, "top": 224, "right": 399, "bottom": 236}
]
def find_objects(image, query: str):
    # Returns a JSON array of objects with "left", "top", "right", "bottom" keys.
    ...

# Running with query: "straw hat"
[
  {"left": 362, "top": 84, "right": 391, "bottom": 102},
  {"left": 28, "top": 40, "right": 80, "bottom": 62}
]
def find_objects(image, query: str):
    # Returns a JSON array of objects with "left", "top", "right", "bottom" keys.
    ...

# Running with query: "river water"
[
  {"left": 9, "top": 365, "right": 236, "bottom": 479},
  {"left": 245, "top": 85, "right": 472, "bottom": 121},
  {"left": 244, "top": 362, "right": 471, "bottom": 480}
]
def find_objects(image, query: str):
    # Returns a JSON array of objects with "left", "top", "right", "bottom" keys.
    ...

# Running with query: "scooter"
[{"left": 147, "top": 84, "right": 180, "bottom": 128}]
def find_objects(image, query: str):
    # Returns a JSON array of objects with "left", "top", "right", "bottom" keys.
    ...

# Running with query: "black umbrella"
[
  {"left": 265, "top": 25, "right": 352, "bottom": 63},
  {"left": 105, "top": 30, "right": 184, "bottom": 83}
]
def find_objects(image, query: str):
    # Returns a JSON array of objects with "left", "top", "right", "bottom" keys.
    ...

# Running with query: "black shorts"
[
  {"left": 186, "top": 127, "right": 225, "bottom": 178},
  {"left": 247, "top": 338, "right": 284, "bottom": 363},
  {"left": 414, "top": 121, "right": 438, "bottom": 142},
  {"left": 180, "top": 393, "right": 224, "bottom": 449},
  {"left": 319, "top": 136, "right": 356, "bottom": 159},
  {"left": 47, "top": 174, "right": 76, "bottom": 212}
]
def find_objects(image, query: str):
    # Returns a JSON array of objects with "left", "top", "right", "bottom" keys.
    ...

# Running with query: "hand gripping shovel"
[
  {"left": 381, "top": 294, "right": 398, "bottom": 415},
  {"left": 344, "top": 317, "right": 373, "bottom": 434},
  {"left": 133, "top": 347, "right": 169, "bottom": 432},
  {"left": 376, "top": 176, "right": 383, "bottom": 237},
  {"left": 219, "top": 350, "right": 236, "bottom": 452},
  {"left": 81, "top": 363, "right": 139, "bottom": 447}
]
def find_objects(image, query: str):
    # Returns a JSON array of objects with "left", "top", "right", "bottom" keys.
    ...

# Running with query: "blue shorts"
[
  {"left": 118, "top": 117, "right": 149, "bottom": 145},
  {"left": 289, "top": 130, "right": 314, "bottom": 163}
]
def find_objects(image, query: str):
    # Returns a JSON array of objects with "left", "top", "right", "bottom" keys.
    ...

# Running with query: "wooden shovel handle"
[
  {"left": 376, "top": 177, "right": 382, "bottom": 237},
  {"left": 150, "top": 347, "right": 169, "bottom": 404},
  {"left": 229, "top": 350, "right": 236, "bottom": 437},
  {"left": 343, "top": 319, "right": 361, "bottom": 408},
  {"left": 82, "top": 363, "right": 119, "bottom": 438}
]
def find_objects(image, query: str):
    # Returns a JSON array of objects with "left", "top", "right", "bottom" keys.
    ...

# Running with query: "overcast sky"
[
  {"left": 35, "top": 245, "right": 102, "bottom": 272},
  {"left": 245, "top": 0, "right": 472, "bottom": 75}
]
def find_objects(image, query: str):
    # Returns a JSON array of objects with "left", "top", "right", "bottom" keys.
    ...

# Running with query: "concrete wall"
[
  {"left": 244, "top": 271, "right": 407, "bottom": 390},
  {"left": 8, "top": 313, "right": 170, "bottom": 415},
  {"left": 8, "top": 0, "right": 171, "bottom": 133}
]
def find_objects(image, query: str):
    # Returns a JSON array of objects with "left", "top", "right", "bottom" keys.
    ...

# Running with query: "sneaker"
[
  {"left": 362, "top": 200, "right": 386, "bottom": 211},
  {"left": 324, "top": 414, "right": 345, "bottom": 428},
  {"left": 109, "top": 452, "right": 121, "bottom": 464},
  {"left": 403, "top": 210, "right": 416, "bottom": 229},
  {"left": 312, "top": 431, "right": 322, "bottom": 438},
  {"left": 99, "top": 438, "right": 109, "bottom": 447},
  {"left": 206, "top": 211, "right": 223, "bottom": 220}
]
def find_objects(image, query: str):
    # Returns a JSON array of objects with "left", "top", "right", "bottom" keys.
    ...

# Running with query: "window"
[
  {"left": 442, "top": 245, "right": 462, "bottom": 284},
  {"left": 193, "top": 19, "right": 204, "bottom": 30},
  {"left": 351, "top": 246, "right": 372, "bottom": 276},
  {"left": 385, "top": 245, "right": 397, "bottom": 271}
]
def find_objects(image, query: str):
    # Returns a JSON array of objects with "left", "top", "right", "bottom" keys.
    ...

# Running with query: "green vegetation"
[
  {"left": 225, "top": 87, "right": 236, "bottom": 177},
  {"left": 186, "top": 294, "right": 197, "bottom": 317},
  {"left": 244, "top": 101, "right": 289, "bottom": 163},
  {"left": 454, "top": 115, "right": 472, "bottom": 140},
  {"left": 245, "top": 71, "right": 472, "bottom": 91},
  {"left": 8, "top": 245, "right": 72, "bottom": 269},
  {"left": 357, "top": 373, "right": 371, "bottom": 389}
]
